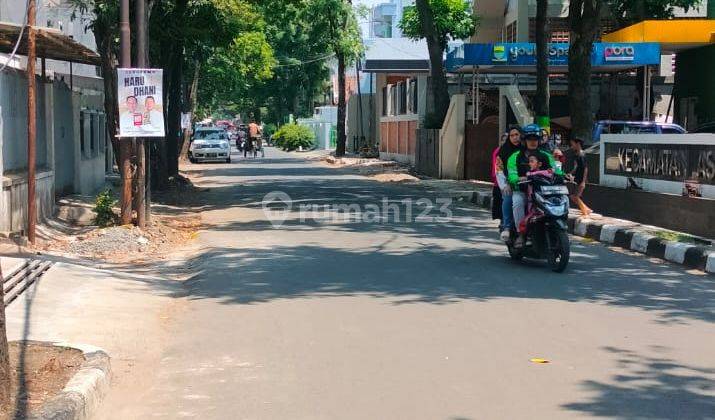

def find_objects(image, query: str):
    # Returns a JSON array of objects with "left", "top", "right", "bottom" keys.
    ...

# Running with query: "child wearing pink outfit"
[{"left": 518, "top": 154, "right": 554, "bottom": 234}]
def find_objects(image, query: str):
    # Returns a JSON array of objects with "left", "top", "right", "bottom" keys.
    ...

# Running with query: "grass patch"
[{"left": 650, "top": 230, "right": 710, "bottom": 246}]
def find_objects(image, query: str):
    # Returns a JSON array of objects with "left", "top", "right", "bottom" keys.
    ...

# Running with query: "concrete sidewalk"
[{"left": 3, "top": 256, "right": 187, "bottom": 417}]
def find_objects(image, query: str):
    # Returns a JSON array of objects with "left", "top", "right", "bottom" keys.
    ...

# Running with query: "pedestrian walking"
[{"left": 564, "top": 137, "right": 593, "bottom": 216}]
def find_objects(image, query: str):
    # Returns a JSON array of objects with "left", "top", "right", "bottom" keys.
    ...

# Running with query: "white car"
[{"left": 189, "top": 132, "right": 231, "bottom": 163}]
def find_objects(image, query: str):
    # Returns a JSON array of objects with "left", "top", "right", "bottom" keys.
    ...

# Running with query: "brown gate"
[
  {"left": 415, "top": 128, "right": 440, "bottom": 178},
  {"left": 464, "top": 118, "right": 499, "bottom": 181}
]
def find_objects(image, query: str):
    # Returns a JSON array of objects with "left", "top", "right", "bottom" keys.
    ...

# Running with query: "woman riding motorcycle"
[{"left": 507, "top": 124, "right": 564, "bottom": 248}]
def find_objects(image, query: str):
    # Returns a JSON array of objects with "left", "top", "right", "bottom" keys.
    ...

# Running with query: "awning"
[
  {"left": 603, "top": 19, "right": 715, "bottom": 53},
  {"left": 0, "top": 21, "right": 100, "bottom": 66}
]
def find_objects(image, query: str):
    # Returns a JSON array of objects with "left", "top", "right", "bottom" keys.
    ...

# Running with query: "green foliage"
[
  {"left": 305, "top": 0, "right": 363, "bottom": 61},
  {"left": 93, "top": 189, "right": 117, "bottom": 227},
  {"left": 263, "top": 123, "right": 278, "bottom": 138},
  {"left": 399, "top": 0, "right": 478, "bottom": 49},
  {"left": 609, "top": 0, "right": 703, "bottom": 27},
  {"left": 273, "top": 124, "right": 316, "bottom": 151}
]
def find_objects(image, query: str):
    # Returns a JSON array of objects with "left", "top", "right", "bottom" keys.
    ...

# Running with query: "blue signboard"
[{"left": 447, "top": 42, "right": 661, "bottom": 71}]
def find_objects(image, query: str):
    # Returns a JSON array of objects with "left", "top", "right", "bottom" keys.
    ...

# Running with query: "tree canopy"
[{"left": 399, "top": 0, "right": 477, "bottom": 49}]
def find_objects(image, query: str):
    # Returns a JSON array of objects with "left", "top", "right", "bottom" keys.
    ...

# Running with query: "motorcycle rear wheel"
[{"left": 548, "top": 229, "right": 570, "bottom": 272}]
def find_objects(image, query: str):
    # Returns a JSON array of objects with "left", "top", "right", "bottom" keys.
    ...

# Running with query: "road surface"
[{"left": 100, "top": 147, "right": 715, "bottom": 419}]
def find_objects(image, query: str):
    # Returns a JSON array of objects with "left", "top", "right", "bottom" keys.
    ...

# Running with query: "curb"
[
  {"left": 464, "top": 190, "right": 714, "bottom": 274},
  {"left": 28, "top": 342, "right": 111, "bottom": 420}
]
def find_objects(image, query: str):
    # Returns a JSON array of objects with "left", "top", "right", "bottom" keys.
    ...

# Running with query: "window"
[
  {"left": 397, "top": 82, "right": 407, "bottom": 115},
  {"left": 90, "top": 112, "right": 97, "bottom": 155},
  {"left": 391, "top": 85, "right": 398, "bottom": 116},
  {"left": 662, "top": 127, "right": 683, "bottom": 134},
  {"left": 382, "top": 86, "right": 389, "bottom": 116},
  {"left": 504, "top": 22, "right": 517, "bottom": 43},
  {"left": 80, "top": 111, "right": 86, "bottom": 155},
  {"left": 409, "top": 79, "right": 418, "bottom": 114}
]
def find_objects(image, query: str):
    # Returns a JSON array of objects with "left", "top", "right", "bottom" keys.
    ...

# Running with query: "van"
[{"left": 592, "top": 120, "right": 685, "bottom": 144}]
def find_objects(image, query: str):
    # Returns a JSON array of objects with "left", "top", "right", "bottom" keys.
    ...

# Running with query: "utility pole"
[
  {"left": 119, "top": 0, "right": 133, "bottom": 225},
  {"left": 27, "top": 0, "right": 37, "bottom": 244},
  {"left": 135, "top": 0, "right": 147, "bottom": 227}
]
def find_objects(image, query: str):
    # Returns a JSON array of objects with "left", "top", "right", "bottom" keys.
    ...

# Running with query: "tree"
[
  {"left": 305, "top": 0, "right": 362, "bottom": 156},
  {"left": 568, "top": 0, "right": 602, "bottom": 142},
  {"left": 69, "top": 0, "right": 121, "bottom": 169},
  {"left": 534, "top": 0, "right": 550, "bottom": 128},
  {"left": 400, "top": 0, "right": 477, "bottom": 127}
]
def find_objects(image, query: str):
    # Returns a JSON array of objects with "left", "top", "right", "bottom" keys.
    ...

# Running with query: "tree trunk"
[
  {"left": 180, "top": 59, "right": 200, "bottom": 161},
  {"left": 93, "top": 20, "right": 121, "bottom": 170},
  {"left": 568, "top": 0, "right": 601, "bottom": 142},
  {"left": 415, "top": 0, "right": 449, "bottom": 127},
  {"left": 336, "top": 51, "right": 347, "bottom": 156},
  {"left": 0, "top": 265, "right": 9, "bottom": 403},
  {"left": 535, "top": 0, "right": 550, "bottom": 124},
  {"left": 166, "top": 46, "right": 183, "bottom": 177}
]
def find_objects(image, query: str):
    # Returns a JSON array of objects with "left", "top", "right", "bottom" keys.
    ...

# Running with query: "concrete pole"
[
  {"left": 27, "top": 0, "right": 37, "bottom": 244},
  {"left": 135, "top": 0, "right": 147, "bottom": 227},
  {"left": 119, "top": 0, "right": 133, "bottom": 225}
]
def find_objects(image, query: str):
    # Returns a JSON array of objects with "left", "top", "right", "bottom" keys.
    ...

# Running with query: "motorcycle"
[{"left": 506, "top": 173, "right": 571, "bottom": 272}]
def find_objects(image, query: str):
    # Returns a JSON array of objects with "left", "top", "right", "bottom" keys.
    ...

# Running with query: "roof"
[
  {"left": 602, "top": 19, "right": 715, "bottom": 53},
  {"left": 362, "top": 37, "right": 430, "bottom": 73},
  {"left": 0, "top": 22, "right": 100, "bottom": 66}
]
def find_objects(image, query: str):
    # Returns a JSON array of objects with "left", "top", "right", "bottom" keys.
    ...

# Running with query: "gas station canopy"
[
  {"left": 447, "top": 42, "right": 662, "bottom": 73},
  {"left": 602, "top": 19, "right": 715, "bottom": 54}
]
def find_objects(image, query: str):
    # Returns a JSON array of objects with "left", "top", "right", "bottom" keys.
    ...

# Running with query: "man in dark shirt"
[{"left": 565, "top": 137, "right": 592, "bottom": 216}]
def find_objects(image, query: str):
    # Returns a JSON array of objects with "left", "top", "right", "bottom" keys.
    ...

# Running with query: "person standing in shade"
[{"left": 564, "top": 137, "right": 593, "bottom": 216}]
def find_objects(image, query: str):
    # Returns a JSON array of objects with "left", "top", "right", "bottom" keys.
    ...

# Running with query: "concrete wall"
[
  {"left": 584, "top": 185, "right": 715, "bottom": 239},
  {"left": 0, "top": 71, "right": 106, "bottom": 234},
  {"left": 439, "top": 95, "right": 466, "bottom": 180}
]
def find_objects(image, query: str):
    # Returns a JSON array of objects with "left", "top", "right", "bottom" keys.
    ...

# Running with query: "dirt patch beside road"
[{"left": 0, "top": 342, "right": 84, "bottom": 420}]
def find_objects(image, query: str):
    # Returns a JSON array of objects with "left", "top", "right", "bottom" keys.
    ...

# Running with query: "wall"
[
  {"left": 73, "top": 84, "right": 107, "bottom": 196},
  {"left": 584, "top": 185, "right": 715, "bottom": 239},
  {"left": 0, "top": 70, "right": 49, "bottom": 172},
  {"left": 346, "top": 93, "right": 376, "bottom": 153},
  {"left": 53, "top": 80, "right": 75, "bottom": 195},
  {"left": 439, "top": 94, "right": 466, "bottom": 179},
  {"left": 599, "top": 133, "right": 715, "bottom": 199}
]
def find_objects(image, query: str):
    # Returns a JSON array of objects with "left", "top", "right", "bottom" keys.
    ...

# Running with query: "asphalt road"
[{"left": 102, "top": 147, "right": 715, "bottom": 419}]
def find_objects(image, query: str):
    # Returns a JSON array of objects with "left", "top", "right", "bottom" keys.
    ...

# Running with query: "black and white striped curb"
[{"left": 468, "top": 189, "right": 715, "bottom": 274}]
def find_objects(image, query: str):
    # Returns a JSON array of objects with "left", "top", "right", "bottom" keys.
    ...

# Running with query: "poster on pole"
[
  {"left": 117, "top": 68, "right": 165, "bottom": 137},
  {"left": 181, "top": 112, "right": 192, "bottom": 130}
]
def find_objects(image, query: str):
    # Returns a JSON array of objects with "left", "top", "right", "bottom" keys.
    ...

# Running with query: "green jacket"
[{"left": 507, "top": 149, "right": 564, "bottom": 187}]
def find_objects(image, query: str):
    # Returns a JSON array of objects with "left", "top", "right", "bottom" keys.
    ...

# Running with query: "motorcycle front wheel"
[{"left": 548, "top": 229, "right": 570, "bottom": 272}]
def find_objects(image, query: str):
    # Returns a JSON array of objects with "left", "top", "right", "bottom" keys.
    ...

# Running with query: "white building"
[
  {"left": 0, "top": 0, "right": 108, "bottom": 234},
  {"left": 369, "top": 0, "right": 414, "bottom": 39}
]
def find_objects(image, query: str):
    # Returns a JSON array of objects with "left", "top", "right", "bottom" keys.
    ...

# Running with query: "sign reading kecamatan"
[{"left": 117, "top": 68, "right": 165, "bottom": 138}]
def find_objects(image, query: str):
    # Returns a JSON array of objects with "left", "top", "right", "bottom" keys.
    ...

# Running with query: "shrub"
[
  {"left": 263, "top": 123, "right": 277, "bottom": 139},
  {"left": 93, "top": 189, "right": 117, "bottom": 227},
  {"left": 272, "top": 123, "right": 315, "bottom": 151}
]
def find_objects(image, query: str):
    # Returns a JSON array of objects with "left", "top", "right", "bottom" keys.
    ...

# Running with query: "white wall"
[{"left": 439, "top": 95, "right": 466, "bottom": 180}]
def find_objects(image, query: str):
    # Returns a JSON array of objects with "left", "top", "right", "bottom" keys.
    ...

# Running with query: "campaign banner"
[{"left": 117, "top": 68, "right": 165, "bottom": 138}]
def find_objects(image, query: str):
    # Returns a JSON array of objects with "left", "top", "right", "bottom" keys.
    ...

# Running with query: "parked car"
[
  {"left": 189, "top": 132, "right": 231, "bottom": 164},
  {"left": 585, "top": 120, "right": 686, "bottom": 153},
  {"left": 192, "top": 127, "right": 227, "bottom": 143}
]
